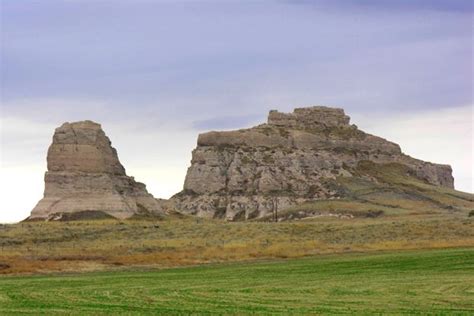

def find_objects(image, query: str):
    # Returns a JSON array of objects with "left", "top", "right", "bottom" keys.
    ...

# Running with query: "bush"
[
  {"left": 0, "top": 263, "right": 11, "bottom": 270},
  {"left": 468, "top": 210, "right": 474, "bottom": 217}
]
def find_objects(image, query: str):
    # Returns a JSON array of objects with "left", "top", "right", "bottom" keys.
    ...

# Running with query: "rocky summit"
[
  {"left": 29, "top": 121, "right": 163, "bottom": 220},
  {"left": 172, "top": 106, "right": 454, "bottom": 220}
]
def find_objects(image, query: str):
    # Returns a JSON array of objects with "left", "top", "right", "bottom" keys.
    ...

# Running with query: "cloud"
[
  {"left": 2, "top": 1, "right": 471, "bottom": 113},
  {"left": 0, "top": 166, "right": 45, "bottom": 223},
  {"left": 192, "top": 114, "right": 263, "bottom": 131},
  {"left": 287, "top": 0, "right": 474, "bottom": 13}
]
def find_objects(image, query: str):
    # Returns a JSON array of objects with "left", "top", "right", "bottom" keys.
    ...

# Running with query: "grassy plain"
[
  {"left": 0, "top": 211, "right": 473, "bottom": 275},
  {"left": 0, "top": 248, "right": 473, "bottom": 314}
]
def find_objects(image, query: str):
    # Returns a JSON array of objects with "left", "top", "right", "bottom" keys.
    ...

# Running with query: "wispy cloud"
[
  {"left": 192, "top": 114, "right": 263, "bottom": 131},
  {"left": 286, "top": 0, "right": 474, "bottom": 13},
  {"left": 2, "top": 1, "right": 471, "bottom": 112}
]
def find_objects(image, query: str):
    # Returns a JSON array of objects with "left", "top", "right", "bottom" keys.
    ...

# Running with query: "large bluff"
[
  {"left": 30, "top": 121, "right": 163, "bottom": 220},
  {"left": 172, "top": 106, "right": 454, "bottom": 220}
]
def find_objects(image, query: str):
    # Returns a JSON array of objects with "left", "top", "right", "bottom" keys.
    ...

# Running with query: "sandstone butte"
[
  {"left": 29, "top": 120, "right": 164, "bottom": 220},
  {"left": 171, "top": 106, "right": 453, "bottom": 220},
  {"left": 29, "top": 106, "right": 454, "bottom": 221}
]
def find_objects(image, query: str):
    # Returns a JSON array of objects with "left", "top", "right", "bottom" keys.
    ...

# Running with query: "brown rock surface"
[
  {"left": 30, "top": 121, "right": 164, "bottom": 220},
  {"left": 172, "top": 106, "right": 454, "bottom": 220}
]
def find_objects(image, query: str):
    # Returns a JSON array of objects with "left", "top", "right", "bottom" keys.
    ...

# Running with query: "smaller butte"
[{"left": 29, "top": 120, "right": 164, "bottom": 220}]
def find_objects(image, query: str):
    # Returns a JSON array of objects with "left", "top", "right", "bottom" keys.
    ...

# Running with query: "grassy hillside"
[
  {"left": 0, "top": 248, "right": 472, "bottom": 314},
  {"left": 1, "top": 161, "right": 472, "bottom": 275},
  {"left": 1, "top": 211, "right": 473, "bottom": 275},
  {"left": 268, "top": 162, "right": 473, "bottom": 221}
]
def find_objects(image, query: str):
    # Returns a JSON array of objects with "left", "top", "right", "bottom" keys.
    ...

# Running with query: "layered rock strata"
[
  {"left": 30, "top": 121, "right": 163, "bottom": 220},
  {"left": 172, "top": 106, "right": 453, "bottom": 220}
]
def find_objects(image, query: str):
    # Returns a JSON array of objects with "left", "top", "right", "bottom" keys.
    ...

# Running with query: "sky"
[{"left": 1, "top": 0, "right": 473, "bottom": 223}]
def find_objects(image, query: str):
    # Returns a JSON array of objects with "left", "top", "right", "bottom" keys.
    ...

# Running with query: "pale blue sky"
[{"left": 1, "top": 0, "right": 472, "bottom": 222}]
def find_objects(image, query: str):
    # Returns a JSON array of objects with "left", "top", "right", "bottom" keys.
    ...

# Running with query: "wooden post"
[
  {"left": 272, "top": 197, "right": 279, "bottom": 222},
  {"left": 275, "top": 198, "right": 278, "bottom": 222}
]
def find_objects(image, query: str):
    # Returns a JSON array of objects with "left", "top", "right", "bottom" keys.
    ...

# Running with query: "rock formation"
[
  {"left": 29, "top": 120, "right": 164, "bottom": 220},
  {"left": 172, "top": 106, "right": 454, "bottom": 220}
]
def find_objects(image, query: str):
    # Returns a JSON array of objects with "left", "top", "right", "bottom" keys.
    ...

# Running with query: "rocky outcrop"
[
  {"left": 30, "top": 121, "right": 164, "bottom": 220},
  {"left": 172, "top": 106, "right": 454, "bottom": 220}
]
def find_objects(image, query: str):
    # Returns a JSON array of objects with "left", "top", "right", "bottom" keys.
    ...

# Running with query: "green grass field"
[{"left": 0, "top": 248, "right": 472, "bottom": 314}]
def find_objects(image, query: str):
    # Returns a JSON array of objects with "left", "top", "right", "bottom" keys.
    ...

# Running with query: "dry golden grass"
[{"left": 1, "top": 211, "right": 473, "bottom": 275}]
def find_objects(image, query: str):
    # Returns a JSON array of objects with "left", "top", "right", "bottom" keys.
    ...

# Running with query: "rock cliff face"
[
  {"left": 30, "top": 121, "right": 163, "bottom": 220},
  {"left": 172, "top": 106, "right": 454, "bottom": 220}
]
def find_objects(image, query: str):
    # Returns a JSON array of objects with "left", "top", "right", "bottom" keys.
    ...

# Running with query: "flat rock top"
[
  {"left": 54, "top": 121, "right": 104, "bottom": 145},
  {"left": 268, "top": 106, "right": 350, "bottom": 129},
  {"left": 61, "top": 120, "right": 102, "bottom": 129},
  {"left": 196, "top": 106, "right": 400, "bottom": 154},
  {"left": 48, "top": 120, "right": 125, "bottom": 175}
]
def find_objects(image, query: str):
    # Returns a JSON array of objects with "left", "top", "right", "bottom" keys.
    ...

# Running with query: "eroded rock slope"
[
  {"left": 30, "top": 121, "right": 163, "bottom": 220},
  {"left": 172, "top": 106, "right": 453, "bottom": 220}
]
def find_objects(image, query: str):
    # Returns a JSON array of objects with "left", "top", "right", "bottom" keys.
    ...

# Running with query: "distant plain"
[{"left": 0, "top": 248, "right": 472, "bottom": 314}]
